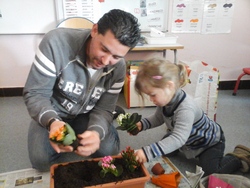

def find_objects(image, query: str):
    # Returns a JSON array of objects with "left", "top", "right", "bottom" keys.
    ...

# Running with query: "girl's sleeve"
[
  {"left": 140, "top": 107, "right": 164, "bottom": 130},
  {"left": 141, "top": 105, "right": 196, "bottom": 161}
]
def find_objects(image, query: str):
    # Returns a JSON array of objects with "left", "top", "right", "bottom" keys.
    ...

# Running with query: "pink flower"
[
  {"left": 110, "top": 164, "right": 116, "bottom": 170},
  {"left": 102, "top": 163, "right": 110, "bottom": 168},
  {"left": 99, "top": 155, "right": 122, "bottom": 177},
  {"left": 102, "top": 156, "right": 113, "bottom": 164}
]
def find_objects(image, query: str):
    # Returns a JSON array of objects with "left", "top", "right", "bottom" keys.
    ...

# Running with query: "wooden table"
[{"left": 131, "top": 43, "right": 184, "bottom": 63}]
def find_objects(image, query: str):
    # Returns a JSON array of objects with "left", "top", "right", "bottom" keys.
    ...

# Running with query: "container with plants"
[{"left": 50, "top": 146, "right": 150, "bottom": 188}]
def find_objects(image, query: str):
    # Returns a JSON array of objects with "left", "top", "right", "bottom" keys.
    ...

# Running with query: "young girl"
[{"left": 133, "top": 57, "right": 250, "bottom": 176}]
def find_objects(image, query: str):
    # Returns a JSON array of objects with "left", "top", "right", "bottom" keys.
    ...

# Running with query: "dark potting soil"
[{"left": 53, "top": 158, "right": 145, "bottom": 188}]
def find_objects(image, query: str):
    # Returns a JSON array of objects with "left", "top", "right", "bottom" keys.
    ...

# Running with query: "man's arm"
[{"left": 23, "top": 31, "right": 60, "bottom": 128}]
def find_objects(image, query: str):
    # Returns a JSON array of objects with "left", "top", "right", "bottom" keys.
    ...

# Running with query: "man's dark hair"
[{"left": 97, "top": 9, "right": 141, "bottom": 49}]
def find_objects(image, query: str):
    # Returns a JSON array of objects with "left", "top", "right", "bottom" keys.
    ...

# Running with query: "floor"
[{"left": 0, "top": 89, "right": 249, "bottom": 180}]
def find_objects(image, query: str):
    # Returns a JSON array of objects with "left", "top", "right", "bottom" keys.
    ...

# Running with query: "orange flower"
[
  {"left": 50, "top": 125, "right": 66, "bottom": 141},
  {"left": 49, "top": 123, "right": 77, "bottom": 147}
]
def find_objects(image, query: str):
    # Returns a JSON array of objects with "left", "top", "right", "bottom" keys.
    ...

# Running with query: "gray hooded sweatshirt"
[{"left": 23, "top": 28, "right": 126, "bottom": 140}]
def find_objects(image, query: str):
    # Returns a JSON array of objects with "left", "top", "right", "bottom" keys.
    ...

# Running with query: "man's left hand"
[{"left": 75, "top": 130, "right": 100, "bottom": 156}]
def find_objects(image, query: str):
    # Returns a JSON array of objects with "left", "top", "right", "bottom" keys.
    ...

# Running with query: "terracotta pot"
[
  {"left": 50, "top": 155, "right": 150, "bottom": 188},
  {"left": 151, "top": 162, "right": 165, "bottom": 175}
]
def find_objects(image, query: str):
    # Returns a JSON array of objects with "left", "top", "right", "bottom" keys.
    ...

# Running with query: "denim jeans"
[
  {"left": 198, "top": 133, "right": 242, "bottom": 176},
  {"left": 28, "top": 114, "right": 120, "bottom": 172}
]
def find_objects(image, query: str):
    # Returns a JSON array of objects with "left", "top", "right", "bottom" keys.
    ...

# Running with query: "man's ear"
[{"left": 91, "top": 24, "right": 98, "bottom": 37}]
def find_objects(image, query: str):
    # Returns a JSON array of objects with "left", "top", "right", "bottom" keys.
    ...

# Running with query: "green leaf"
[
  {"left": 65, "top": 123, "right": 76, "bottom": 135},
  {"left": 63, "top": 134, "right": 76, "bottom": 145},
  {"left": 62, "top": 123, "right": 76, "bottom": 145},
  {"left": 116, "top": 126, "right": 126, "bottom": 130},
  {"left": 128, "top": 113, "right": 137, "bottom": 124},
  {"left": 128, "top": 165, "right": 136, "bottom": 172},
  {"left": 126, "top": 125, "right": 137, "bottom": 132},
  {"left": 100, "top": 170, "right": 106, "bottom": 178},
  {"left": 114, "top": 165, "right": 123, "bottom": 177},
  {"left": 135, "top": 114, "right": 142, "bottom": 123}
]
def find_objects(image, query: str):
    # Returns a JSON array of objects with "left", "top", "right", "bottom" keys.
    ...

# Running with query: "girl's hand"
[
  {"left": 128, "top": 121, "right": 142, "bottom": 136},
  {"left": 136, "top": 121, "right": 142, "bottom": 131},
  {"left": 135, "top": 149, "right": 147, "bottom": 163}
]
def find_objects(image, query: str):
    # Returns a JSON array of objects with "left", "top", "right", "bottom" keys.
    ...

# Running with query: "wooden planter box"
[{"left": 50, "top": 156, "right": 150, "bottom": 188}]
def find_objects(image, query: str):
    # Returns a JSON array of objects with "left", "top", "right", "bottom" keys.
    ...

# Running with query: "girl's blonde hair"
[{"left": 135, "top": 57, "right": 188, "bottom": 101}]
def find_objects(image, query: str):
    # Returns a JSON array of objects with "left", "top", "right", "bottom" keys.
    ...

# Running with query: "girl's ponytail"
[{"left": 176, "top": 63, "right": 188, "bottom": 88}]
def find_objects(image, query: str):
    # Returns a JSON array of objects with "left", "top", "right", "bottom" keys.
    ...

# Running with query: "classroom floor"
[{"left": 0, "top": 89, "right": 250, "bottom": 180}]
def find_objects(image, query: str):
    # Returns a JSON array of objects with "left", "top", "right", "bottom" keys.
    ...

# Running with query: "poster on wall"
[
  {"left": 171, "top": 0, "right": 204, "bottom": 33},
  {"left": 61, "top": 0, "right": 169, "bottom": 32},
  {"left": 171, "top": 0, "right": 235, "bottom": 34},
  {"left": 201, "top": 0, "right": 235, "bottom": 34},
  {"left": 63, "top": 0, "right": 95, "bottom": 21}
]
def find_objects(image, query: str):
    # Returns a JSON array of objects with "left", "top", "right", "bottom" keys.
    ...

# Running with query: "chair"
[
  {"left": 57, "top": 17, "right": 94, "bottom": 29},
  {"left": 232, "top": 68, "right": 250, "bottom": 96}
]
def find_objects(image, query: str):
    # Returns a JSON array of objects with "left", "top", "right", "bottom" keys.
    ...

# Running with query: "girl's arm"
[
  {"left": 140, "top": 107, "right": 165, "bottom": 130},
  {"left": 141, "top": 105, "right": 196, "bottom": 162}
]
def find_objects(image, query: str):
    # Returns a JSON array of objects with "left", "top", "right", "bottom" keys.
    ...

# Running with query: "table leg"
[
  {"left": 163, "top": 49, "right": 166, "bottom": 58},
  {"left": 167, "top": 49, "right": 177, "bottom": 64},
  {"left": 173, "top": 49, "right": 177, "bottom": 64}
]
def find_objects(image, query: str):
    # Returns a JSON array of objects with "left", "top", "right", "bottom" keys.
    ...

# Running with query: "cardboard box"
[{"left": 124, "top": 61, "right": 155, "bottom": 108}]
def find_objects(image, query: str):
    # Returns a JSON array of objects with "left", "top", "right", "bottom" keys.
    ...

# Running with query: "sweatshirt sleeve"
[
  {"left": 86, "top": 60, "right": 126, "bottom": 140},
  {"left": 140, "top": 107, "right": 165, "bottom": 130},
  {"left": 141, "top": 105, "right": 195, "bottom": 162},
  {"left": 23, "top": 30, "right": 61, "bottom": 128}
]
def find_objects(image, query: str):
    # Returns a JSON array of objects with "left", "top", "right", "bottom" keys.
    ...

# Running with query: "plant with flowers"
[
  {"left": 98, "top": 146, "right": 140, "bottom": 178},
  {"left": 49, "top": 123, "right": 79, "bottom": 150},
  {"left": 116, "top": 113, "right": 141, "bottom": 135},
  {"left": 98, "top": 156, "right": 123, "bottom": 178},
  {"left": 121, "top": 146, "right": 140, "bottom": 172}
]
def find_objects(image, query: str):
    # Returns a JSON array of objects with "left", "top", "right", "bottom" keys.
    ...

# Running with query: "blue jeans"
[
  {"left": 28, "top": 114, "right": 120, "bottom": 172},
  {"left": 198, "top": 133, "right": 242, "bottom": 176}
]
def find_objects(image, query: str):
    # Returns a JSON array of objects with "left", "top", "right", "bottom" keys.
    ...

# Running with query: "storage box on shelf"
[{"left": 143, "top": 33, "right": 178, "bottom": 45}]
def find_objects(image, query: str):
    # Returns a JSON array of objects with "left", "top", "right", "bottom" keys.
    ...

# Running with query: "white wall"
[
  {"left": 174, "top": 0, "right": 250, "bottom": 82},
  {"left": 0, "top": 0, "right": 250, "bottom": 88},
  {"left": 0, "top": 35, "right": 43, "bottom": 87}
]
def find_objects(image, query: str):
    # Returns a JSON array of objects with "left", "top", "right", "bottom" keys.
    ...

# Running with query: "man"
[{"left": 23, "top": 9, "right": 141, "bottom": 171}]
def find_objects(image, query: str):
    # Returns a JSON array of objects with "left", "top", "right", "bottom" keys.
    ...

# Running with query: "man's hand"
[
  {"left": 49, "top": 120, "right": 74, "bottom": 153},
  {"left": 75, "top": 131, "right": 100, "bottom": 156},
  {"left": 50, "top": 140, "right": 74, "bottom": 153}
]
